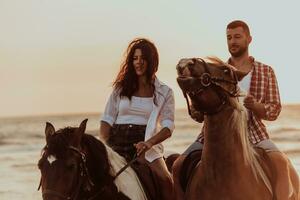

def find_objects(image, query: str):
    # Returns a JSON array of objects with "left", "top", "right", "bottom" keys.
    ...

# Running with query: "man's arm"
[
  {"left": 244, "top": 66, "right": 281, "bottom": 121},
  {"left": 244, "top": 94, "right": 266, "bottom": 119}
]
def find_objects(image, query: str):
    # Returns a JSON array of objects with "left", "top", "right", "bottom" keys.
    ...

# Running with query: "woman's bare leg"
[
  {"left": 172, "top": 155, "right": 186, "bottom": 200},
  {"left": 149, "top": 158, "right": 174, "bottom": 200}
]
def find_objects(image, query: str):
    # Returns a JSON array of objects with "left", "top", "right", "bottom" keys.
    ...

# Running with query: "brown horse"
[
  {"left": 176, "top": 57, "right": 300, "bottom": 200},
  {"left": 38, "top": 119, "right": 148, "bottom": 200}
]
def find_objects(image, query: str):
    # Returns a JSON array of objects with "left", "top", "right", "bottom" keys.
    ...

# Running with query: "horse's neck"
[
  {"left": 202, "top": 105, "right": 246, "bottom": 179},
  {"left": 83, "top": 139, "right": 112, "bottom": 182}
]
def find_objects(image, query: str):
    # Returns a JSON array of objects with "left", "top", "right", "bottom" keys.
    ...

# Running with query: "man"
[
  {"left": 173, "top": 20, "right": 290, "bottom": 200},
  {"left": 226, "top": 20, "right": 292, "bottom": 200}
]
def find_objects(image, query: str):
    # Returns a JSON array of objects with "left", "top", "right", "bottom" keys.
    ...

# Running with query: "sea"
[{"left": 0, "top": 105, "right": 300, "bottom": 199}]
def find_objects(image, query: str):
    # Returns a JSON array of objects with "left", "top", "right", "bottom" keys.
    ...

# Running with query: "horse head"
[
  {"left": 176, "top": 57, "right": 240, "bottom": 116},
  {"left": 38, "top": 119, "right": 95, "bottom": 200}
]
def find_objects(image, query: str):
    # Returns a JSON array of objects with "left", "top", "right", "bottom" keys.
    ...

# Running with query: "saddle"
[
  {"left": 131, "top": 160, "right": 162, "bottom": 200},
  {"left": 180, "top": 150, "right": 203, "bottom": 192},
  {"left": 130, "top": 153, "right": 180, "bottom": 200}
]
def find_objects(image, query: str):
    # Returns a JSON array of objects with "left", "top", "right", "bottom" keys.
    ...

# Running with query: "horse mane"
[
  {"left": 203, "top": 57, "right": 272, "bottom": 194},
  {"left": 81, "top": 134, "right": 112, "bottom": 184},
  {"left": 43, "top": 127, "right": 76, "bottom": 158},
  {"left": 227, "top": 97, "right": 272, "bottom": 194},
  {"left": 102, "top": 141, "right": 147, "bottom": 200}
]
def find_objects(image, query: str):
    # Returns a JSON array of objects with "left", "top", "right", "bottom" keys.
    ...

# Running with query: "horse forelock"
[
  {"left": 205, "top": 56, "right": 236, "bottom": 70},
  {"left": 228, "top": 97, "right": 273, "bottom": 194},
  {"left": 44, "top": 127, "right": 75, "bottom": 158},
  {"left": 205, "top": 56, "right": 224, "bottom": 66}
]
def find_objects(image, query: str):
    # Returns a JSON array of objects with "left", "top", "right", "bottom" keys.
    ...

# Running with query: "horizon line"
[{"left": 1, "top": 103, "right": 300, "bottom": 120}]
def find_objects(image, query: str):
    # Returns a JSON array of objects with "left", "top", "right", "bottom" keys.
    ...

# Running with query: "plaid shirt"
[{"left": 197, "top": 57, "right": 281, "bottom": 144}]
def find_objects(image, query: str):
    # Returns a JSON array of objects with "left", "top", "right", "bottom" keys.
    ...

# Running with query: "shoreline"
[{"left": 1, "top": 103, "right": 300, "bottom": 120}]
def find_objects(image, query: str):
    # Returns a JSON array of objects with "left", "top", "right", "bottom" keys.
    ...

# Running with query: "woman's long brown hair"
[{"left": 113, "top": 38, "right": 159, "bottom": 102}]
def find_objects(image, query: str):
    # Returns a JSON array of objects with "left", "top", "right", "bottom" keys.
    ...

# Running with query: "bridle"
[
  {"left": 38, "top": 146, "right": 95, "bottom": 200},
  {"left": 38, "top": 145, "right": 137, "bottom": 200},
  {"left": 179, "top": 58, "right": 239, "bottom": 116}
]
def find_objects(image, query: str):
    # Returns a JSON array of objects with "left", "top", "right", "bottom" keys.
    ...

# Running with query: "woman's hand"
[{"left": 134, "top": 141, "right": 153, "bottom": 156}]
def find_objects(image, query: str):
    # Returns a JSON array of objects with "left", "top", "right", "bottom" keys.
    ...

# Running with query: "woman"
[{"left": 100, "top": 38, "right": 175, "bottom": 200}]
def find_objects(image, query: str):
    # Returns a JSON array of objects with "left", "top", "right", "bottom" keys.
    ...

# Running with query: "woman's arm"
[
  {"left": 135, "top": 88, "right": 175, "bottom": 156},
  {"left": 100, "top": 89, "right": 119, "bottom": 141},
  {"left": 99, "top": 121, "right": 112, "bottom": 142}
]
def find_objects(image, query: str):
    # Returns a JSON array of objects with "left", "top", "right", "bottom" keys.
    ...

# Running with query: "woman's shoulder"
[
  {"left": 110, "top": 87, "right": 122, "bottom": 98},
  {"left": 154, "top": 78, "right": 174, "bottom": 98},
  {"left": 154, "top": 78, "right": 172, "bottom": 90}
]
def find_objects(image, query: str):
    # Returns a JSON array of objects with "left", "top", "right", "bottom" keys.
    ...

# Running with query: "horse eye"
[
  {"left": 38, "top": 158, "right": 48, "bottom": 169},
  {"left": 38, "top": 161, "right": 43, "bottom": 169}
]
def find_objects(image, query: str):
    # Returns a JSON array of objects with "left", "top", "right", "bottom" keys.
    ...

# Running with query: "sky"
[{"left": 1, "top": 0, "right": 300, "bottom": 117}]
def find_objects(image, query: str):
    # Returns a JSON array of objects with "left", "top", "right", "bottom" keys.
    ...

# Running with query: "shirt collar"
[{"left": 227, "top": 56, "right": 255, "bottom": 65}]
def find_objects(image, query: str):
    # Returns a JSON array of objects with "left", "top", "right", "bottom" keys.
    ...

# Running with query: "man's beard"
[{"left": 229, "top": 45, "right": 248, "bottom": 57}]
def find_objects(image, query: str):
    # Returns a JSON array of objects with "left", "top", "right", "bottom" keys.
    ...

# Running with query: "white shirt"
[
  {"left": 101, "top": 77, "right": 175, "bottom": 162},
  {"left": 115, "top": 96, "right": 153, "bottom": 125},
  {"left": 238, "top": 70, "right": 252, "bottom": 102}
]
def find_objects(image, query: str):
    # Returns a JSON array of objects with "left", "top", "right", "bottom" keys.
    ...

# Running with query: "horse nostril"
[
  {"left": 176, "top": 65, "right": 184, "bottom": 75},
  {"left": 181, "top": 67, "right": 191, "bottom": 76}
]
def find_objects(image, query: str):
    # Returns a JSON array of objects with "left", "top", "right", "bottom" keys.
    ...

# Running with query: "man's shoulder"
[{"left": 253, "top": 59, "right": 273, "bottom": 71}]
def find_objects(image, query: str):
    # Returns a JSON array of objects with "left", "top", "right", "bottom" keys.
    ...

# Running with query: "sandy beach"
[{"left": 0, "top": 105, "right": 299, "bottom": 199}]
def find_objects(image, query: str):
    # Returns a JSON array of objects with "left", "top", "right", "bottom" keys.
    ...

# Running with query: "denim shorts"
[{"left": 107, "top": 124, "right": 146, "bottom": 161}]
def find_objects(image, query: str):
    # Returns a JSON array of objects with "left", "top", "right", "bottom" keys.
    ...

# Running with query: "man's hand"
[
  {"left": 243, "top": 94, "right": 266, "bottom": 118},
  {"left": 243, "top": 94, "right": 255, "bottom": 109}
]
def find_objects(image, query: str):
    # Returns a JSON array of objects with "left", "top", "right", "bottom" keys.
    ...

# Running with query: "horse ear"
[
  {"left": 45, "top": 122, "right": 55, "bottom": 143},
  {"left": 73, "top": 119, "right": 88, "bottom": 147},
  {"left": 79, "top": 119, "right": 88, "bottom": 133}
]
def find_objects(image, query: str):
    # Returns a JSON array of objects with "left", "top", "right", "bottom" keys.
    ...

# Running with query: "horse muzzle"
[{"left": 177, "top": 76, "right": 194, "bottom": 92}]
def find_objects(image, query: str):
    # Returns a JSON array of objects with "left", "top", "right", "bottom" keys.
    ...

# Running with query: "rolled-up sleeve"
[
  {"left": 101, "top": 90, "right": 119, "bottom": 126},
  {"left": 263, "top": 67, "right": 281, "bottom": 121},
  {"left": 159, "top": 88, "right": 175, "bottom": 133}
]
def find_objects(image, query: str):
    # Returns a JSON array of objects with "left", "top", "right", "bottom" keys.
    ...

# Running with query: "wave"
[{"left": 271, "top": 127, "right": 300, "bottom": 134}]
